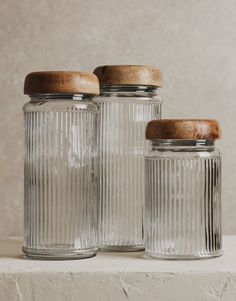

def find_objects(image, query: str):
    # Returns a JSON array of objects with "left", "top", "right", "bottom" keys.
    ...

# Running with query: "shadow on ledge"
[{"left": 0, "top": 238, "right": 23, "bottom": 259}]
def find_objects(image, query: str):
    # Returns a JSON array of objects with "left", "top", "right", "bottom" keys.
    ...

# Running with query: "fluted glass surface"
[
  {"left": 95, "top": 86, "right": 162, "bottom": 251},
  {"left": 145, "top": 140, "right": 222, "bottom": 259},
  {"left": 23, "top": 96, "right": 98, "bottom": 259}
]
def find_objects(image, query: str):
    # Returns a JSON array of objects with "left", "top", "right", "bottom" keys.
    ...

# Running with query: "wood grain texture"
[
  {"left": 24, "top": 71, "right": 99, "bottom": 95},
  {"left": 146, "top": 119, "right": 221, "bottom": 140},
  {"left": 93, "top": 65, "right": 163, "bottom": 87}
]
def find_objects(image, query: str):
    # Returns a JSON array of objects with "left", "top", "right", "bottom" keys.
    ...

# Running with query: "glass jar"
[
  {"left": 23, "top": 71, "right": 99, "bottom": 259},
  {"left": 145, "top": 119, "right": 222, "bottom": 259},
  {"left": 93, "top": 65, "right": 163, "bottom": 251}
]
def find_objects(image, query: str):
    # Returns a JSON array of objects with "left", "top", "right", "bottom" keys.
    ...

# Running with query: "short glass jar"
[
  {"left": 23, "top": 71, "right": 99, "bottom": 259},
  {"left": 93, "top": 65, "right": 163, "bottom": 251},
  {"left": 145, "top": 119, "right": 222, "bottom": 259}
]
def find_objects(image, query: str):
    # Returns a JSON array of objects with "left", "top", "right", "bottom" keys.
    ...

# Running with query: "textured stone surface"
[
  {"left": 1, "top": 237, "right": 236, "bottom": 300},
  {"left": 0, "top": 0, "right": 236, "bottom": 237}
]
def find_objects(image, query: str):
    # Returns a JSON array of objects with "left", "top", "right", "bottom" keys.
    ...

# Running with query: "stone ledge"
[{"left": 0, "top": 236, "right": 236, "bottom": 301}]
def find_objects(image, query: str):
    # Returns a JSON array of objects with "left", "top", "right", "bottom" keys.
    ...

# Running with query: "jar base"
[
  {"left": 145, "top": 250, "right": 223, "bottom": 260},
  {"left": 100, "top": 245, "right": 144, "bottom": 252},
  {"left": 22, "top": 247, "right": 98, "bottom": 260}
]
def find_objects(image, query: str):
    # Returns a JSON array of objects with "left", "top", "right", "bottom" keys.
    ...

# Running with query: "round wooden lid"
[
  {"left": 24, "top": 71, "right": 99, "bottom": 95},
  {"left": 146, "top": 119, "right": 221, "bottom": 140},
  {"left": 93, "top": 65, "right": 163, "bottom": 87}
]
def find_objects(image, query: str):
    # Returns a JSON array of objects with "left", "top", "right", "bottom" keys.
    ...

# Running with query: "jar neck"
[
  {"left": 29, "top": 94, "right": 92, "bottom": 102},
  {"left": 151, "top": 139, "right": 215, "bottom": 150},
  {"left": 100, "top": 85, "right": 159, "bottom": 97}
]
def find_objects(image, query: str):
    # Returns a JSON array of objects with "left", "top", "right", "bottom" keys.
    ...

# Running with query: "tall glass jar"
[
  {"left": 23, "top": 71, "right": 99, "bottom": 259},
  {"left": 93, "top": 65, "right": 163, "bottom": 251},
  {"left": 145, "top": 119, "right": 222, "bottom": 259}
]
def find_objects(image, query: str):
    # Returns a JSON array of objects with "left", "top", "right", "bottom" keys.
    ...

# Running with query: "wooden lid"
[
  {"left": 146, "top": 119, "right": 221, "bottom": 140},
  {"left": 24, "top": 71, "right": 99, "bottom": 95},
  {"left": 93, "top": 65, "right": 163, "bottom": 87}
]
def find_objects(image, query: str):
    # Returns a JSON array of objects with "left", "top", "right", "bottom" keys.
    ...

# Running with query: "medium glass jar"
[
  {"left": 93, "top": 65, "right": 163, "bottom": 251},
  {"left": 23, "top": 71, "right": 99, "bottom": 259},
  {"left": 145, "top": 119, "right": 222, "bottom": 259}
]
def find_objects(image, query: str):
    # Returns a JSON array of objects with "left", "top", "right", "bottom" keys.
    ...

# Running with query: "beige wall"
[{"left": 0, "top": 0, "right": 235, "bottom": 237}]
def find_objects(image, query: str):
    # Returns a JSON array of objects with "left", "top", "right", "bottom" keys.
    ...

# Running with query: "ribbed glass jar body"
[
  {"left": 23, "top": 94, "right": 99, "bottom": 259},
  {"left": 94, "top": 86, "right": 162, "bottom": 251},
  {"left": 145, "top": 140, "right": 222, "bottom": 259}
]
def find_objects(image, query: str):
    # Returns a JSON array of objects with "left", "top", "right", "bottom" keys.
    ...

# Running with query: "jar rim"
[{"left": 150, "top": 139, "right": 215, "bottom": 147}]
